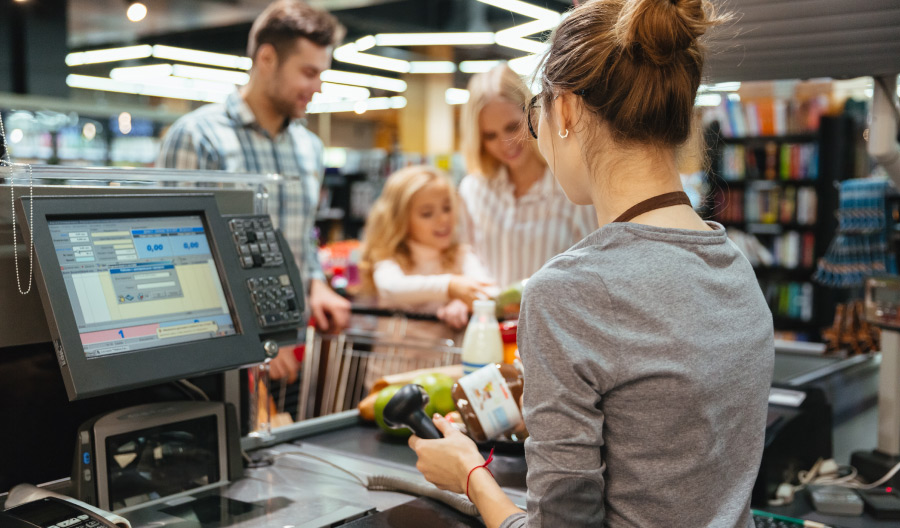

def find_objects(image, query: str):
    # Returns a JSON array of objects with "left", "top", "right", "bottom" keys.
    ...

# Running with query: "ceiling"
[{"left": 66, "top": 0, "right": 900, "bottom": 84}]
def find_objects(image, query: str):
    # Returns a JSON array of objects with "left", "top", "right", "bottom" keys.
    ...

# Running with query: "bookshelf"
[{"left": 705, "top": 116, "right": 857, "bottom": 340}]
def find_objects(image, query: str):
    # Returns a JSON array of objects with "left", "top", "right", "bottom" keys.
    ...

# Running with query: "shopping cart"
[{"left": 297, "top": 307, "right": 463, "bottom": 421}]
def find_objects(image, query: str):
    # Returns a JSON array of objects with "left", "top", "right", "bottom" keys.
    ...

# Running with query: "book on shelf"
[
  {"left": 712, "top": 96, "right": 826, "bottom": 138},
  {"left": 713, "top": 186, "right": 816, "bottom": 225},
  {"left": 763, "top": 280, "right": 814, "bottom": 322},
  {"left": 724, "top": 229, "right": 814, "bottom": 270}
]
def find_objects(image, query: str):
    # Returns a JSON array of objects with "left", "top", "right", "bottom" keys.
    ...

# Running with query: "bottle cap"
[{"left": 473, "top": 299, "right": 496, "bottom": 313}]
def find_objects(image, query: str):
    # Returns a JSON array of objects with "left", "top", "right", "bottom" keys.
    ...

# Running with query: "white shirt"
[
  {"left": 373, "top": 240, "right": 492, "bottom": 314},
  {"left": 458, "top": 168, "right": 598, "bottom": 288}
]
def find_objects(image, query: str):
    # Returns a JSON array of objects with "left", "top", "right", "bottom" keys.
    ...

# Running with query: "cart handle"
[{"left": 350, "top": 305, "right": 441, "bottom": 322}]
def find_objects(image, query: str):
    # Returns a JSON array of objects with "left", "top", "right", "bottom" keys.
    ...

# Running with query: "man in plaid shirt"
[{"left": 158, "top": 0, "right": 350, "bottom": 381}]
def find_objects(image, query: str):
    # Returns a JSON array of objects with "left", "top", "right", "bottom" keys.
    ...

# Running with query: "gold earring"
[{"left": 558, "top": 129, "right": 569, "bottom": 139}]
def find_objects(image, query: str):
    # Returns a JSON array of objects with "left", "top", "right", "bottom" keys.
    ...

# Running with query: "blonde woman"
[
  {"left": 459, "top": 64, "right": 597, "bottom": 289},
  {"left": 360, "top": 165, "right": 494, "bottom": 329}
]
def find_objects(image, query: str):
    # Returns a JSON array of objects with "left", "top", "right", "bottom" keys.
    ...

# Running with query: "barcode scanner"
[{"left": 383, "top": 384, "right": 443, "bottom": 439}]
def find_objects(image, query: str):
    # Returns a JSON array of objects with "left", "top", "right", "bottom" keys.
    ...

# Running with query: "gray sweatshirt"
[{"left": 500, "top": 222, "right": 774, "bottom": 528}]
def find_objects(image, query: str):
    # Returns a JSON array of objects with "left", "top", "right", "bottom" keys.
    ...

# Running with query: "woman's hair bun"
[{"left": 614, "top": 0, "right": 711, "bottom": 65}]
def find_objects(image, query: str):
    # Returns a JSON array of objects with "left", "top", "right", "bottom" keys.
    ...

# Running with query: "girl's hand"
[
  {"left": 437, "top": 299, "right": 469, "bottom": 329},
  {"left": 408, "top": 414, "right": 485, "bottom": 494},
  {"left": 448, "top": 276, "right": 492, "bottom": 307}
]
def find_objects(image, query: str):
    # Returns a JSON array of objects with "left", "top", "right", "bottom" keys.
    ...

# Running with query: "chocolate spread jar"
[{"left": 451, "top": 363, "right": 524, "bottom": 443}]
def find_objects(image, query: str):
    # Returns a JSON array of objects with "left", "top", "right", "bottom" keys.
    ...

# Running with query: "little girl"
[{"left": 360, "top": 165, "right": 495, "bottom": 329}]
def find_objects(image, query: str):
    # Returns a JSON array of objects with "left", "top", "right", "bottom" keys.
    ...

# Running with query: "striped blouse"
[{"left": 458, "top": 168, "right": 598, "bottom": 289}]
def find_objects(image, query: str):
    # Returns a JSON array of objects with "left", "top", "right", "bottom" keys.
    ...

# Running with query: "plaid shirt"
[{"left": 157, "top": 90, "right": 325, "bottom": 284}]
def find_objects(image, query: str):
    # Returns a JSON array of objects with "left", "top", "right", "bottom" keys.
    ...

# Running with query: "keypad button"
[{"left": 266, "top": 231, "right": 277, "bottom": 243}]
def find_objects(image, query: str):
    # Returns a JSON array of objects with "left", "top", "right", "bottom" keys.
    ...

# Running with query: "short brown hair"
[
  {"left": 537, "top": 0, "right": 723, "bottom": 147},
  {"left": 247, "top": 0, "right": 345, "bottom": 60}
]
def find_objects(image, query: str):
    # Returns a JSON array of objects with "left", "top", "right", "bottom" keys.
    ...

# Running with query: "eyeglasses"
[
  {"left": 526, "top": 95, "right": 540, "bottom": 140},
  {"left": 525, "top": 90, "right": 588, "bottom": 140}
]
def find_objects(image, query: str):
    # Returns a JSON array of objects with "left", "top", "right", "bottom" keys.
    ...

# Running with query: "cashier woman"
[{"left": 410, "top": 0, "right": 775, "bottom": 527}]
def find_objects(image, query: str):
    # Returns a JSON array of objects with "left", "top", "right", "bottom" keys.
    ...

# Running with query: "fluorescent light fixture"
[
  {"left": 355, "top": 35, "right": 377, "bottom": 51},
  {"left": 320, "top": 70, "right": 407, "bottom": 92},
  {"left": 306, "top": 96, "right": 406, "bottom": 114},
  {"left": 354, "top": 101, "right": 368, "bottom": 114},
  {"left": 476, "top": 0, "right": 560, "bottom": 21},
  {"left": 66, "top": 74, "right": 229, "bottom": 103},
  {"left": 320, "top": 82, "right": 371, "bottom": 100},
  {"left": 65, "top": 45, "right": 153, "bottom": 66},
  {"left": 152, "top": 45, "right": 252, "bottom": 70},
  {"left": 408, "top": 61, "right": 457, "bottom": 74},
  {"left": 110, "top": 64, "right": 174, "bottom": 80},
  {"left": 374, "top": 33, "right": 495, "bottom": 47},
  {"left": 390, "top": 96, "right": 407, "bottom": 109},
  {"left": 495, "top": 19, "right": 555, "bottom": 54},
  {"left": 695, "top": 93, "right": 722, "bottom": 107},
  {"left": 445, "top": 88, "right": 470, "bottom": 105},
  {"left": 508, "top": 54, "right": 541, "bottom": 76},
  {"left": 333, "top": 42, "right": 410, "bottom": 73},
  {"left": 477, "top": 0, "right": 561, "bottom": 54},
  {"left": 459, "top": 60, "right": 503, "bottom": 73},
  {"left": 171, "top": 64, "right": 250, "bottom": 85}
]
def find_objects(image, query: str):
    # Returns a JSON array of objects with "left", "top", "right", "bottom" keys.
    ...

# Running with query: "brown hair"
[
  {"left": 537, "top": 0, "right": 723, "bottom": 148},
  {"left": 358, "top": 166, "right": 462, "bottom": 295},
  {"left": 461, "top": 64, "right": 544, "bottom": 179},
  {"left": 247, "top": 0, "right": 345, "bottom": 60}
]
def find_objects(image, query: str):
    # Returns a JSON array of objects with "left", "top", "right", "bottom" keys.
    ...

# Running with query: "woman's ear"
[{"left": 552, "top": 92, "right": 580, "bottom": 137}]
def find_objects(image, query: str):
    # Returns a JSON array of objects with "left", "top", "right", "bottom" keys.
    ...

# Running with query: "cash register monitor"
[{"left": 17, "top": 194, "right": 263, "bottom": 400}]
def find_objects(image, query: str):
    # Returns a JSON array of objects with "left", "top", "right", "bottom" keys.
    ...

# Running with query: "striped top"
[
  {"left": 157, "top": 90, "right": 325, "bottom": 284},
  {"left": 458, "top": 168, "right": 598, "bottom": 288}
]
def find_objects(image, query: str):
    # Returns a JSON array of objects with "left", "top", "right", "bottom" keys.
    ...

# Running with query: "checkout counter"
[{"left": 0, "top": 168, "right": 898, "bottom": 528}]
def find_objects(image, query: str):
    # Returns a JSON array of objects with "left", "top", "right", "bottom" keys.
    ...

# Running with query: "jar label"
[{"left": 457, "top": 364, "right": 523, "bottom": 440}]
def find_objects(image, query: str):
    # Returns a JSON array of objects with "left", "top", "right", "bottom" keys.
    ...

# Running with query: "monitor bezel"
[{"left": 18, "top": 194, "right": 264, "bottom": 400}]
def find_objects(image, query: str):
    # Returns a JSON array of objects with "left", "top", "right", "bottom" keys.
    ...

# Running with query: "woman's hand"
[
  {"left": 437, "top": 299, "right": 470, "bottom": 329},
  {"left": 448, "top": 276, "right": 492, "bottom": 307},
  {"left": 408, "top": 414, "right": 485, "bottom": 494}
]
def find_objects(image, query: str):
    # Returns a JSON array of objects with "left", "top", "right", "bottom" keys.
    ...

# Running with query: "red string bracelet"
[{"left": 465, "top": 447, "right": 495, "bottom": 501}]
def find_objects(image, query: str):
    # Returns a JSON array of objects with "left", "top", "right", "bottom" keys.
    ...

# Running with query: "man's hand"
[
  {"left": 308, "top": 278, "right": 351, "bottom": 332},
  {"left": 268, "top": 345, "right": 301, "bottom": 383}
]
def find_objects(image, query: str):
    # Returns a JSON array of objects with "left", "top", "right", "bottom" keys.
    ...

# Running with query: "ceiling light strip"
[
  {"left": 66, "top": 74, "right": 226, "bottom": 103},
  {"left": 374, "top": 32, "right": 495, "bottom": 47},
  {"left": 408, "top": 61, "right": 457, "bottom": 74},
  {"left": 151, "top": 45, "right": 252, "bottom": 70},
  {"left": 321, "top": 70, "right": 407, "bottom": 92},
  {"left": 65, "top": 45, "right": 153, "bottom": 66},
  {"left": 459, "top": 60, "right": 503, "bottom": 73},
  {"left": 333, "top": 42, "right": 411, "bottom": 73}
]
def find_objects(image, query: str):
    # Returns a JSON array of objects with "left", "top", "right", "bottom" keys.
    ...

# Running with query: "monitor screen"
[
  {"left": 20, "top": 194, "right": 265, "bottom": 400},
  {"left": 48, "top": 215, "right": 236, "bottom": 359}
]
